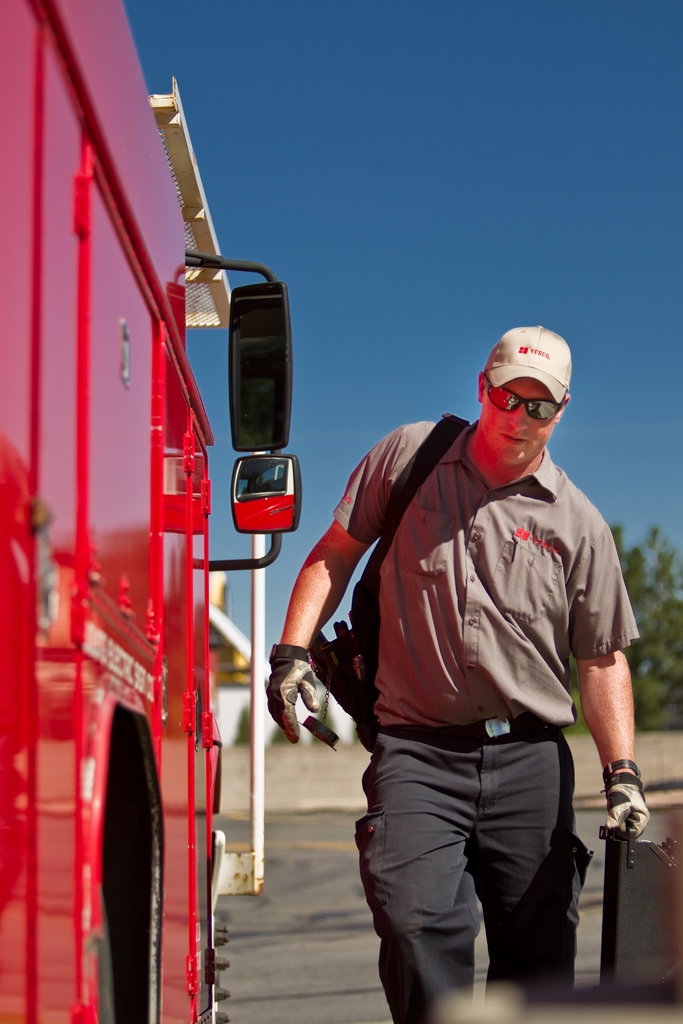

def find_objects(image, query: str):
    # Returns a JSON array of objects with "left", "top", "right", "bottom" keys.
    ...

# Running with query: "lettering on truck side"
[{"left": 82, "top": 620, "right": 154, "bottom": 701}]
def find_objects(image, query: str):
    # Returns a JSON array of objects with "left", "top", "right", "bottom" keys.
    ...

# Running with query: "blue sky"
[{"left": 124, "top": 0, "right": 683, "bottom": 646}]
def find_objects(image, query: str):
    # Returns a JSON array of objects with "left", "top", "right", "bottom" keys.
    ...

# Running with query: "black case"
[{"left": 600, "top": 827, "right": 678, "bottom": 985}]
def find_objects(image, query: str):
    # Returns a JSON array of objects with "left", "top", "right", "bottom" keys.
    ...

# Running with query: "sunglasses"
[{"left": 484, "top": 377, "right": 565, "bottom": 421}]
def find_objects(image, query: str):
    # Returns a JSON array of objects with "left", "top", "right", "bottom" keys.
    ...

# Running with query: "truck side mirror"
[
  {"left": 229, "top": 282, "right": 292, "bottom": 452},
  {"left": 231, "top": 455, "right": 302, "bottom": 534}
]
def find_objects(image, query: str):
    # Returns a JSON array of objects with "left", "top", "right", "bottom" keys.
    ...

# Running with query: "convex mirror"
[
  {"left": 229, "top": 282, "right": 292, "bottom": 452},
  {"left": 231, "top": 455, "right": 301, "bottom": 534}
]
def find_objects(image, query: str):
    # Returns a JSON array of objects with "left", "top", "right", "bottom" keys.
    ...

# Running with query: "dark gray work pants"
[{"left": 355, "top": 725, "right": 590, "bottom": 1024}]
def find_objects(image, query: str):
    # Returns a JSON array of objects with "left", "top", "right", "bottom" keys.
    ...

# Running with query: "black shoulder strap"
[{"left": 360, "top": 414, "right": 469, "bottom": 596}]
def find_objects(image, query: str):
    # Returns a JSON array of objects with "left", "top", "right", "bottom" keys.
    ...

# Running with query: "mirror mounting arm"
[
  {"left": 208, "top": 534, "right": 282, "bottom": 573},
  {"left": 185, "top": 250, "right": 278, "bottom": 284},
  {"left": 186, "top": 252, "right": 291, "bottom": 571}
]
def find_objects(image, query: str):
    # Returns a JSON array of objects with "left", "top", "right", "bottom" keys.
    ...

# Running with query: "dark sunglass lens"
[
  {"left": 487, "top": 380, "right": 560, "bottom": 418},
  {"left": 526, "top": 400, "right": 558, "bottom": 420}
]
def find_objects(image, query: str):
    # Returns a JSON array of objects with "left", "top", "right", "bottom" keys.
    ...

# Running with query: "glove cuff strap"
[
  {"left": 603, "top": 759, "right": 640, "bottom": 785},
  {"left": 270, "top": 643, "right": 310, "bottom": 664},
  {"left": 605, "top": 772, "right": 644, "bottom": 795}
]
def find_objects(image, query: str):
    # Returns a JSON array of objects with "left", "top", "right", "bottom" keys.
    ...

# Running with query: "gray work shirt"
[{"left": 333, "top": 422, "right": 638, "bottom": 729}]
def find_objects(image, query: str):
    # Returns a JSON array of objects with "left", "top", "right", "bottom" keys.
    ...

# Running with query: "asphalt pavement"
[{"left": 214, "top": 809, "right": 676, "bottom": 1024}]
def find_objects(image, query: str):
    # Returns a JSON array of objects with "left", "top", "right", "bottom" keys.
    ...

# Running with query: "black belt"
[{"left": 382, "top": 711, "right": 551, "bottom": 741}]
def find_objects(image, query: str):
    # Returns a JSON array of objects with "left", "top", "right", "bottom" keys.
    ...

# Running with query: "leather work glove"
[
  {"left": 267, "top": 644, "right": 320, "bottom": 743},
  {"left": 603, "top": 761, "right": 650, "bottom": 837}
]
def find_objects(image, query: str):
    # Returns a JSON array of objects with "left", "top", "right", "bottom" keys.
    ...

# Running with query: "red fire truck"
[{"left": 0, "top": 1, "right": 299, "bottom": 1021}]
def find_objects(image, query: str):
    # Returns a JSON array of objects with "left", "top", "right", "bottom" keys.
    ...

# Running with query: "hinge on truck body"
[
  {"left": 201, "top": 477, "right": 211, "bottom": 516},
  {"left": 73, "top": 170, "right": 91, "bottom": 238},
  {"left": 183, "top": 431, "right": 195, "bottom": 476},
  {"left": 183, "top": 691, "right": 196, "bottom": 736},
  {"left": 201, "top": 711, "right": 213, "bottom": 750},
  {"left": 185, "top": 952, "right": 198, "bottom": 996}
]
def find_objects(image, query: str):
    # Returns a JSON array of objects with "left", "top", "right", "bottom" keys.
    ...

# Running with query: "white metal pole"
[{"left": 250, "top": 532, "right": 266, "bottom": 895}]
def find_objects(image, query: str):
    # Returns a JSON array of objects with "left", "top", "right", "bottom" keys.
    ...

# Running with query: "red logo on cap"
[{"left": 519, "top": 345, "right": 550, "bottom": 359}]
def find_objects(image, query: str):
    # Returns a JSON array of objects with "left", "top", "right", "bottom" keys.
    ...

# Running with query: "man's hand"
[
  {"left": 604, "top": 770, "right": 650, "bottom": 837},
  {"left": 577, "top": 653, "right": 649, "bottom": 837},
  {"left": 267, "top": 644, "right": 320, "bottom": 743}
]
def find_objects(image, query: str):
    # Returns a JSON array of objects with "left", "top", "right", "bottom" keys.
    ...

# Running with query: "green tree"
[
  {"left": 612, "top": 525, "right": 683, "bottom": 730},
  {"left": 270, "top": 719, "right": 290, "bottom": 744},
  {"left": 566, "top": 658, "right": 588, "bottom": 735},
  {"left": 234, "top": 704, "right": 250, "bottom": 745}
]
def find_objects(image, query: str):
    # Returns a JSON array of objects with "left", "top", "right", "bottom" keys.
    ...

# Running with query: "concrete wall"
[
  {"left": 219, "top": 732, "right": 683, "bottom": 815},
  {"left": 221, "top": 744, "right": 371, "bottom": 814}
]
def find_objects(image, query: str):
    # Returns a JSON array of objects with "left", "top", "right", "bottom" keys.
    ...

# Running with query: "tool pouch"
[{"left": 309, "top": 623, "right": 379, "bottom": 752}]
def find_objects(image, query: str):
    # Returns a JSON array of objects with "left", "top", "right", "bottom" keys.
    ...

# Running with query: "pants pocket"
[{"left": 355, "top": 810, "right": 388, "bottom": 911}]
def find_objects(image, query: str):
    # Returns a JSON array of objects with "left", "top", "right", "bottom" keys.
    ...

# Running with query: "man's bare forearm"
[
  {"left": 576, "top": 650, "right": 636, "bottom": 771},
  {"left": 280, "top": 521, "right": 370, "bottom": 648}
]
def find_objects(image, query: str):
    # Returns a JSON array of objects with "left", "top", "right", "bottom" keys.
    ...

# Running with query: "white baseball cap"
[{"left": 484, "top": 326, "right": 571, "bottom": 403}]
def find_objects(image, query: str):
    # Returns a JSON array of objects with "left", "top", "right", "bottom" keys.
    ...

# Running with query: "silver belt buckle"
[{"left": 485, "top": 717, "right": 511, "bottom": 738}]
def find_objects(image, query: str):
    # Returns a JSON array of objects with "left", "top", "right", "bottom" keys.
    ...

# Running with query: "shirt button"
[
  {"left": 473, "top": 532, "right": 481, "bottom": 541},
  {"left": 470, "top": 574, "right": 476, "bottom": 582},
  {"left": 467, "top": 663, "right": 475, "bottom": 671},
  {"left": 477, "top": 705, "right": 485, "bottom": 713},
  {"left": 468, "top": 617, "right": 476, "bottom": 626},
  {"left": 487, "top": 491, "right": 494, "bottom": 499}
]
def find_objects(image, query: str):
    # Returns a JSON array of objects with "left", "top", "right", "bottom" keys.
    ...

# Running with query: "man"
[{"left": 267, "top": 327, "right": 649, "bottom": 1023}]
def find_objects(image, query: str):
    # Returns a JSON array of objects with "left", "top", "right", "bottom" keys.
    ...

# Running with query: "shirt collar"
[{"left": 439, "top": 421, "right": 559, "bottom": 501}]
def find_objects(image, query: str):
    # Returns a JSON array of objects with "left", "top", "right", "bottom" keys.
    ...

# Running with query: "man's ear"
[
  {"left": 477, "top": 372, "right": 486, "bottom": 405},
  {"left": 554, "top": 392, "right": 570, "bottom": 424}
]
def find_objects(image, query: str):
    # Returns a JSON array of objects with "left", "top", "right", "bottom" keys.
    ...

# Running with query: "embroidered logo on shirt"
[{"left": 515, "top": 527, "right": 558, "bottom": 554}]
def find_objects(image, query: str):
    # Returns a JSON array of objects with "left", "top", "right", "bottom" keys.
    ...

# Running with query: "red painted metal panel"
[
  {"left": 35, "top": 36, "right": 83, "bottom": 1023},
  {"left": 73, "top": 133, "right": 95, "bottom": 1018},
  {"left": 71, "top": 124, "right": 161, "bottom": 1022},
  {"left": 0, "top": 2, "right": 34, "bottom": 466},
  {"left": 199, "top": 453, "right": 216, "bottom": 1013},
  {"left": 80, "top": 145, "right": 163, "bottom": 1021},
  {"left": 39, "top": 45, "right": 79, "bottom": 558},
  {"left": 33, "top": 0, "right": 214, "bottom": 446},
  {"left": 44, "top": 0, "right": 184, "bottom": 322},
  {"left": 162, "top": 353, "right": 193, "bottom": 1023},
  {"left": 0, "top": 3, "right": 39, "bottom": 1020},
  {"left": 89, "top": 185, "right": 152, "bottom": 626},
  {"left": 1, "top": 1, "right": 220, "bottom": 1021},
  {"left": 191, "top": 434, "right": 212, "bottom": 1017},
  {"left": 150, "top": 322, "right": 166, "bottom": 765},
  {"left": 26, "top": 26, "right": 45, "bottom": 1024}
]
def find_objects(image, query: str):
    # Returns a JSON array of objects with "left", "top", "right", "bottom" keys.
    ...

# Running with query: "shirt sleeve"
[
  {"left": 567, "top": 522, "right": 639, "bottom": 659},
  {"left": 332, "top": 422, "right": 436, "bottom": 544}
]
